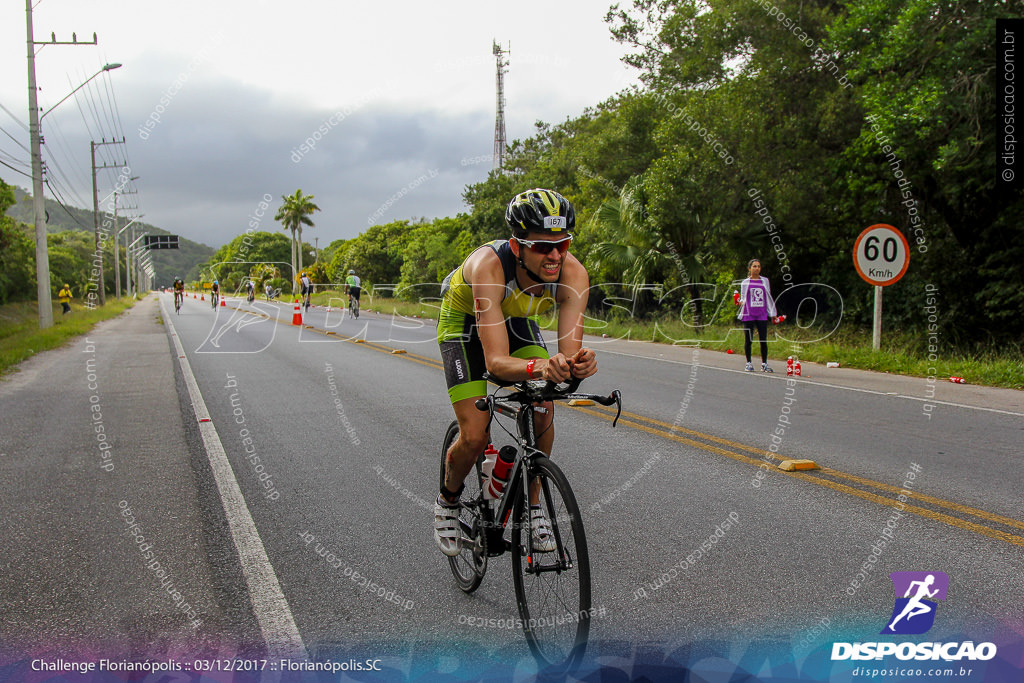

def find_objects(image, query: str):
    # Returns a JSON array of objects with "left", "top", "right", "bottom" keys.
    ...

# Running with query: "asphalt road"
[{"left": 0, "top": 292, "right": 1021, "bottom": 680}]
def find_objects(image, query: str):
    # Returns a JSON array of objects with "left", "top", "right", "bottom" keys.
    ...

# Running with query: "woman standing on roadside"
[{"left": 737, "top": 259, "right": 777, "bottom": 372}]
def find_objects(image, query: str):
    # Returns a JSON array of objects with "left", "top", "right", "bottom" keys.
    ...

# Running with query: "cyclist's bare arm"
[
  {"left": 468, "top": 248, "right": 577, "bottom": 384},
  {"left": 470, "top": 251, "right": 523, "bottom": 379},
  {"left": 554, "top": 256, "right": 597, "bottom": 379}
]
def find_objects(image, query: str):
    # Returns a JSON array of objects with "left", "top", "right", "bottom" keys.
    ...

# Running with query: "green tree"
[
  {"left": 339, "top": 220, "right": 415, "bottom": 290},
  {"left": 274, "top": 190, "right": 320, "bottom": 291},
  {"left": 397, "top": 216, "right": 469, "bottom": 300},
  {"left": 0, "top": 180, "right": 36, "bottom": 304}
]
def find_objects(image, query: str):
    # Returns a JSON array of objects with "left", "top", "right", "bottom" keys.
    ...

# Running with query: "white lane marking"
[
  {"left": 161, "top": 295, "right": 308, "bottom": 659},
  {"left": 589, "top": 346, "right": 1024, "bottom": 418}
]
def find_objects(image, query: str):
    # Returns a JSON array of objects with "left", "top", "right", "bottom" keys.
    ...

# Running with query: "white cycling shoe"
[
  {"left": 434, "top": 496, "right": 462, "bottom": 557},
  {"left": 530, "top": 507, "right": 556, "bottom": 553}
]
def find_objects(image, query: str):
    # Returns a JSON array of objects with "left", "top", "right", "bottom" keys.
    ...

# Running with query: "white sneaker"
[
  {"left": 433, "top": 496, "right": 462, "bottom": 557},
  {"left": 762, "top": 363, "right": 773, "bottom": 373},
  {"left": 530, "top": 507, "right": 556, "bottom": 552},
  {"left": 744, "top": 362, "right": 754, "bottom": 372}
]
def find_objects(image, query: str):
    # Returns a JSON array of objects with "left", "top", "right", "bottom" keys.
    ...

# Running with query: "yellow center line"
[
  {"left": 816, "top": 466, "right": 1024, "bottom": 532},
  {"left": 584, "top": 405, "right": 1024, "bottom": 534},
  {"left": 572, "top": 405, "right": 1024, "bottom": 548},
  {"left": 224, "top": 304, "right": 1024, "bottom": 545},
  {"left": 615, "top": 408, "right": 769, "bottom": 456},
  {"left": 788, "top": 472, "right": 1024, "bottom": 549}
]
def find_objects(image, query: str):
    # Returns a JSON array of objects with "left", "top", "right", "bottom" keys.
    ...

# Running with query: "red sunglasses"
[{"left": 515, "top": 235, "right": 573, "bottom": 255}]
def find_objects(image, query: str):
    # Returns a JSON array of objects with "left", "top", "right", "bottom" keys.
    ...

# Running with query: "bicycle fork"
[{"left": 492, "top": 454, "right": 573, "bottom": 573}]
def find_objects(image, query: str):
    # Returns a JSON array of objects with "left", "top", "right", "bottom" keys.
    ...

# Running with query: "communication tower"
[{"left": 493, "top": 40, "right": 509, "bottom": 172}]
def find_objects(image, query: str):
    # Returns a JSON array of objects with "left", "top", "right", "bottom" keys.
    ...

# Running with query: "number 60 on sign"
[{"left": 853, "top": 224, "right": 910, "bottom": 287}]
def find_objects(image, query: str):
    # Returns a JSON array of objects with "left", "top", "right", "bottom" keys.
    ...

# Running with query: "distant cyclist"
[
  {"left": 211, "top": 280, "right": 220, "bottom": 308},
  {"left": 244, "top": 279, "right": 255, "bottom": 303},
  {"left": 433, "top": 188, "right": 597, "bottom": 557},
  {"left": 344, "top": 269, "right": 361, "bottom": 317},
  {"left": 173, "top": 277, "right": 185, "bottom": 311},
  {"left": 300, "top": 272, "right": 313, "bottom": 311}
]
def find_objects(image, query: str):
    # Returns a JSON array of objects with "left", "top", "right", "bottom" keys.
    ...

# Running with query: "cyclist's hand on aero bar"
[
  {"left": 541, "top": 353, "right": 574, "bottom": 383},
  {"left": 568, "top": 348, "right": 597, "bottom": 379}
]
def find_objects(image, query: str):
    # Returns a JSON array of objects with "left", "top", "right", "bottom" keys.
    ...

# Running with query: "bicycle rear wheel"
[
  {"left": 511, "top": 455, "right": 591, "bottom": 674},
  {"left": 352, "top": 297, "right": 359, "bottom": 318},
  {"left": 439, "top": 420, "right": 487, "bottom": 592}
]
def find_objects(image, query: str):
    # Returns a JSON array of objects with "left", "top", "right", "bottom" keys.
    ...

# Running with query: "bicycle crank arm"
[{"left": 526, "top": 559, "right": 573, "bottom": 574}]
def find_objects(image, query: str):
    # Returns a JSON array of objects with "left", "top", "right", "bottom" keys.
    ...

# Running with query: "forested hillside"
[{"left": 218, "top": 0, "right": 1019, "bottom": 349}]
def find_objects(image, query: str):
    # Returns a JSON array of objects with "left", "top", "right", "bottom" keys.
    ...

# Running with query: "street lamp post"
[
  {"left": 127, "top": 232, "right": 147, "bottom": 299},
  {"left": 27, "top": 43, "right": 121, "bottom": 327},
  {"left": 112, "top": 177, "right": 139, "bottom": 299}
]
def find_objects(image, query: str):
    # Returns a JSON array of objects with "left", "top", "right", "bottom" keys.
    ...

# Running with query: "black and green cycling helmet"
[{"left": 505, "top": 188, "right": 575, "bottom": 238}]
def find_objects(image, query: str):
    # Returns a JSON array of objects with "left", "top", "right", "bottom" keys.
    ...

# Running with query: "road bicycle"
[
  {"left": 348, "top": 293, "right": 359, "bottom": 319},
  {"left": 440, "top": 375, "right": 621, "bottom": 674},
  {"left": 247, "top": 287, "right": 255, "bottom": 304},
  {"left": 303, "top": 290, "right": 312, "bottom": 312},
  {"left": 210, "top": 291, "right": 219, "bottom": 309},
  {"left": 174, "top": 291, "right": 182, "bottom": 314}
]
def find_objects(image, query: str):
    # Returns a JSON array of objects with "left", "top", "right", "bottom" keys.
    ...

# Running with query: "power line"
[
  {"left": 0, "top": 149, "right": 30, "bottom": 169},
  {"left": 43, "top": 177, "right": 92, "bottom": 230},
  {"left": 0, "top": 159, "right": 33, "bottom": 179},
  {"left": 0, "top": 123, "right": 30, "bottom": 154},
  {"left": 42, "top": 116, "right": 91, "bottom": 209},
  {"left": 0, "top": 102, "right": 29, "bottom": 132}
]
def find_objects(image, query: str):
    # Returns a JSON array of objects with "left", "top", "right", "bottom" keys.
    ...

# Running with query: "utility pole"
[
  {"left": 314, "top": 237, "right": 319, "bottom": 263},
  {"left": 91, "top": 138, "right": 126, "bottom": 306},
  {"left": 26, "top": 0, "right": 99, "bottom": 328},
  {"left": 111, "top": 177, "right": 138, "bottom": 300},
  {"left": 492, "top": 40, "right": 509, "bottom": 173},
  {"left": 113, "top": 192, "right": 119, "bottom": 299}
]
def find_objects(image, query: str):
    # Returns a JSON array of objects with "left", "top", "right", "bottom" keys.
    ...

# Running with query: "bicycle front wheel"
[
  {"left": 440, "top": 420, "right": 487, "bottom": 593},
  {"left": 511, "top": 455, "right": 591, "bottom": 674}
]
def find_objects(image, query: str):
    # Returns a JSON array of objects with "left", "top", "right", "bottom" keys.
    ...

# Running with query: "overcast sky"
[{"left": 0, "top": 0, "right": 641, "bottom": 249}]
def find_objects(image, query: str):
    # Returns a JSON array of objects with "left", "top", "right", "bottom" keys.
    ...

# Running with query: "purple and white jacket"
[{"left": 737, "top": 277, "right": 778, "bottom": 322}]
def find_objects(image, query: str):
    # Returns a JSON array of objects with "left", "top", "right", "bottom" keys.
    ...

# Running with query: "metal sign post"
[{"left": 853, "top": 224, "right": 910, "bottom": 350}]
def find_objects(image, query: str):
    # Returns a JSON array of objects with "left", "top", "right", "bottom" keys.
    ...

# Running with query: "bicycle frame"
[{"left": 473, "top": 379, "right": 620, "bottom": 569}]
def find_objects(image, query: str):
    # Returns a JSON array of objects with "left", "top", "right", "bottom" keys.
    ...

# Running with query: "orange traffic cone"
[
  {"left": 201, "top": 293, "right": 205, "bottom": 301},
  {"left": 220, "top": 296, "right": 226, "bottom": 307},
  {"left": 292, "top": 301, "right": 302, "bottom": 325}
]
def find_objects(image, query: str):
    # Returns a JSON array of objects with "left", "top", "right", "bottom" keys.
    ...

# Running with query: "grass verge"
[
  {"left": 0, "top": 298, "right": 137, "bottom": 376},
  {"left": 304, "top": 290, "right": 1022, "bottom": 390}
]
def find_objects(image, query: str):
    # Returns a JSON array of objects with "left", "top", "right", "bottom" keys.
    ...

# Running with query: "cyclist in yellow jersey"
[
  {"left": 433, "top": 188, "right": 597, "bottom": 556},
  {"left": 173, "top": 277, "right": 185, "bottom": 309}
]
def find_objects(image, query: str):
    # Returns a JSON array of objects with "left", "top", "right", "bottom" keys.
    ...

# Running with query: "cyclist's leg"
[
  {"left": 507, "top": 317, "right": 553, "bottom": 505},
  {"left": 445, "top": 397, "right": 490, "bottom": 491},
  {"left": 440, "top": 330, "right": 490, "bottom": 493}
]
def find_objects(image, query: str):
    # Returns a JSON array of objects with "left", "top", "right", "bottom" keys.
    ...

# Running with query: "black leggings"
[{"left": 744, "top": 319, "right": 768, "bottom": 364}]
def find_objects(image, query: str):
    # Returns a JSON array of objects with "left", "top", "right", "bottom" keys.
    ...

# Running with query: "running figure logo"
[{"left": 881, "top": 571, "right": 949, "bottom": 635}]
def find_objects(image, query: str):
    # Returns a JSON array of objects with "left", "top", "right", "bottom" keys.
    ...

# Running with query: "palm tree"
[
  {"left": 591, "top": 175, "right": 675, "bottom": 311},
  {"left": 274, "top": 189, "right": 320, "bottom": 292},
  {"left": 592, "top": 173, "right": 715, "bottom": 323}
]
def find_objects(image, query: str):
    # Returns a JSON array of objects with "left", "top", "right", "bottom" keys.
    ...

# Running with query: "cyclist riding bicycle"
[
  {"left": 211, "top": 280, "right": 220, "bottom": 306},
  {"left": 244, "top": 279, "right": 255, "bottom": 301},
  {"left": 173, "top": 277, "right": 185, "bottom": 307},
  {"left": 433, "top": 188, "right": 597, "bottom": 557},
  {"left": 344, "top": 269, "right": 361, "bottom": 309},
  {"left": 300, "top": 272, "right": 312, "bottom": 308}
]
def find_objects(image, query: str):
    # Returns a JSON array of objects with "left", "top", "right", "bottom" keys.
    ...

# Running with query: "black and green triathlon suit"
[{"left": 438, "top": 240, "right": 557, "bottom": 404}]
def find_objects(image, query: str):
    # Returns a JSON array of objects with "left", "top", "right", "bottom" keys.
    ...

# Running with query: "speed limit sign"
[{"left": 853, "top": 224, "right": 910, "bottom": 286}]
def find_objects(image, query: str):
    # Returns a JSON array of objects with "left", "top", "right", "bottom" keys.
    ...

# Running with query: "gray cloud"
[{"left": 120, "top": 74, "right": 496, "bottom": 246}]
